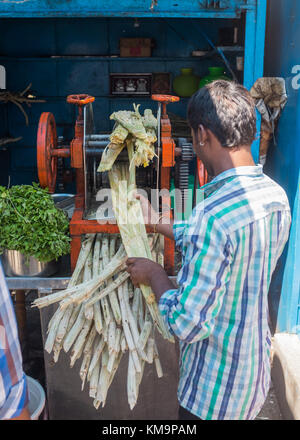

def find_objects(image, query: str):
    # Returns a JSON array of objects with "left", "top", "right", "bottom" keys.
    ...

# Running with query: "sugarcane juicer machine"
[{"left": 36, "top": 93, "right": 206, "bottom": 273}]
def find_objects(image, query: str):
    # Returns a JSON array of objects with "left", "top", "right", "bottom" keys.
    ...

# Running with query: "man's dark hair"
[{"left": 187, "top": 80, "right": 257, "bottom": 148}]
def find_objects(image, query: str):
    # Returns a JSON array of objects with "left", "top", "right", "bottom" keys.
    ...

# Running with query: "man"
[
  {"left": 126, "top": 80, "right": 291, "bottom": 420},
  {"left": 0, "top": 261, "right": 30, "bottom": 420}
]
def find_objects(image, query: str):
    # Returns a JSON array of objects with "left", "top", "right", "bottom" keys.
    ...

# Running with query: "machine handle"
[
  {"left": 67, "top": 94, "right": 95, "bottom": 106},
  {"left": 151, "top": 94, "right": 180, "bottom": 103}
]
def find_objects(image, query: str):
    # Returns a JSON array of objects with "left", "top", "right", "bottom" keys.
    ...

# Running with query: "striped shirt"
[
  {"left": 159, "top": 165, "right": 291, "bottom": 420},
  {"left": 0, "top": 262, "right": 28, "bottom": 419}
]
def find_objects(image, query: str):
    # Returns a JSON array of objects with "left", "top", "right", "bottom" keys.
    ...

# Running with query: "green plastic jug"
[
  {"left": 173, "top": 68, "right": 200, "bottom": 98},
  {"left": 198, "top": 66, "right": 230, "bottom": 89}
]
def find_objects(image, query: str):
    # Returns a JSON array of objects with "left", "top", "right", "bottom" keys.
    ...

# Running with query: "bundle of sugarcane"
[
  {"left": 98, "top": 104, "right": 157, "bottom": 172},
  {"left": 98, "top": 106, "right": 174, "bottom": 343},
  {"left": 32, "top": 232, "right": 166, "bottom": 409}
]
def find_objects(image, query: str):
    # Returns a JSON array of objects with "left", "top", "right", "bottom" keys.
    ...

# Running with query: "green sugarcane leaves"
[{"left": 0, "top": 183, "right": 70, "bottom": 262}]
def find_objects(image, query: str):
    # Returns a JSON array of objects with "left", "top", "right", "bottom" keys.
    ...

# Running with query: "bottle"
[
  {"left": 173, "top": 68, "right": 200, "bottom": 98},
  {"left": 198, "top": 66, "right": 230, "bottom": 89}
]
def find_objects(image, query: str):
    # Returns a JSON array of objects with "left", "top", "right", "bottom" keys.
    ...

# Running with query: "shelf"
[{"left": 0, "top": 51, "right": 243, "bottom": 62}]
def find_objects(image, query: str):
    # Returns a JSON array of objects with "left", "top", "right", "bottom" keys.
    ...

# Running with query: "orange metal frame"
[{"left": 37, "top": 93, "right": 180, "bottom": 274}]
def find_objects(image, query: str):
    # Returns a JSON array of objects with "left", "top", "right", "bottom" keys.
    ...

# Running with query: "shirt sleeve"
[
  {"left": 0, "top": 262, "right": 28, "bottom": 420},
  {"left": 159, "top": 215, "right": 232, "bottom": 344},
  {"left": 173, "top": 220, "right": 188, "bottom": 249}
]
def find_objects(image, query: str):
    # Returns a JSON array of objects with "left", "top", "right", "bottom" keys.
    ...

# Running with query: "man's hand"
[
  {"left": 126, "top": 257, "right": 163, "bottom": 287},
  {"left": 135, "top": 192, "right": 160, "bottom": 227},
  {"left": 126, "top": 257, "right": 175, "bottom": 300},
  {"left": 135, "top": 192, "right": 175, "bottom": 240}
]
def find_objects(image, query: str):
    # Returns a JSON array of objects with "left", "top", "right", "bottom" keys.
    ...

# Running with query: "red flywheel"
[{"left": 37, "top": 112, "right": 58, "bottom": 194}]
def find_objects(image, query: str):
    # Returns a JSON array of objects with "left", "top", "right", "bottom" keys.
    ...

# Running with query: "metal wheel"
[{"left": 37, "top": 112, "right": 58, "bottom": 193}]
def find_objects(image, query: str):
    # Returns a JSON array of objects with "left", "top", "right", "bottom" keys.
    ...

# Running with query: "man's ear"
[{"left": 197, "top": 124, "right": 209, "bottom": 146}]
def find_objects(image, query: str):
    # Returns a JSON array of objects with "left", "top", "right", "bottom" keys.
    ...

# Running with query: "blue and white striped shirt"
[
  {"left": 0, "top": 262, "right": 28, "bottom": 419},
  {"left": 159, "top": 165, "right": 291, "bottom": 420}
]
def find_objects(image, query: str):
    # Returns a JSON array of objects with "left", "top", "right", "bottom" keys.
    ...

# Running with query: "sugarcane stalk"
[
  {"left": 95, "top": 346, "right": 111, "bottom": 406},
  {"left": 107, "top": 328, "right": 121, "bottom": 373},
  {"left": 47, "top": 305, "right": 63, "bottom": 334},
  {"left": 94, "top": 301, "right": 103, "bottom": 334},
  {"left": 104, "top": 352, "right": 123, "bottom": 406},
  {"left": 132, "top": 287, "right": 140, "bottom": 326},
  {"left": 123, "top": 280, "right": 148, "bottom": 362},
  {"left": 105, "top": 236, "right": 122, "bottom": 325},
  {"left": 128, "top": 281, "right": 134, "bottom": 299},
  {"left": 83, "top": 250, "right": 94, "bottom": 320},
  {"left": 69, "top": 234, "right": 95, "bottom": 287},
  {"left": 94, "top": 351, "right": 123, "bottom": 409},
  {"left": 117, "top": 283, "right": 141, "bottom": 373},
  {"left": 127, "top": 352, "right": 137, "bottom": 410},
  {"left": 69, "top": 318, "right": 93, "bottom": 367},
  {"left": 98, "top": 244, "right": 113, "bottom": 325},
  {"left": 84, "top": 325, "right": 97, "bottom": 355},
  {"left": 89, "top": 361, "right": 101, "bottom": 398},
  {"left": 153, "top": 340, "right": 163, "bottom": 378},
  {"left": 53, "top": 340, "right": 63, "bottom": 363},
  {"left": 67, "top": 304, "right": 81, "bottom": 333},
  {"left": 59, "top": 248, "right": 126, "bottom": 310},
  {"left": 88, "top": 336, "right": 105, "bottom": 380},
  {"left": 107, "top": 320, "right": 116, "bottom": 355},
  {"left": 145, "top": 336, "right": 154, "bottom": 364},
  {"left": 83, "top": 271, "right": 130, "bottom": 309},
  {"left": 80, "top": 350, "right": 92, "bottom": 391},
  {"left": 102, "top": 320, "right": 108, "bottom": 343},
  {"left": 55, "top": 304, "right": 74, "bottom": 345},
  {"left": 108, "top": 163, "right": 174, "bottom": 342},
  {"left": 32, "top": 244, "right": 126, "bottom": 310},
  {"left": 93, "top": 234, "right": 104, "bottom": 333},
  {"left": 101, "top": 294, "right": 112, "bottom": 326},
  {"left": 120, "top": 332, "right": 128, "bottom": 353},
  {"left": 45, "top": 307, "right": 65, "bottom": 353},
  {"left": 137, "top": 321, "right": 152, "bottom": 351},
  {"left": 138, "top": 290, "right": 145, "bottom": 332},
  {"left": 63, "top": 305, "right": 85, "bottom": 353}
]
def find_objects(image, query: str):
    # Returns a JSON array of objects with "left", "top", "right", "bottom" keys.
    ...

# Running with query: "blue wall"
[
  {"left": 0, "top": 17, "right": 242, "bottom": 187},
  {"left": 264, "top": 0, "right": 300, "bottom": 333}
]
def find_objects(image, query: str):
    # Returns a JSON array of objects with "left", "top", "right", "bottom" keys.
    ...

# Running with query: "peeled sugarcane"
[
  {"left": 92, "top": 234, "right": 103, "bottom": 334},
  {"left": 88, "top": 335, "right": 105, "bottom": 380},
  {"left": 70, "top": 317, "right": 93, "bottom": 368},
  {"left": 89, "top": 361, "right": 101, "bottom": 399},
  {"left": 44, "top": 307, "right": 65, "bottom": 354},
  {"left": 108, "top": 162, "right": 174, "bottom": 343},
  {"left": 83, "top": 251, "right": 94, "bottom": 320},
  {"left": 44, "top": 236, "right": 94, "bottom": 355},
  {"left": 108, "top": 235, "right": 122, "bottom": 324},
  {"left": 107, "top": 327, "right": 121, "bottom": 373},
  {"left": 117, "top": 283, "right": 141, "bottom": 374},
  {"left": 95, "top": 346, "right": 111, "bottom": 407},
  {"left": 127, "top": 352, "right": 138, "bottom": 410},
  {"left": 153, "top": 340, "right": 163, "bottom": 378},
  {"left": 34, "top": 222, "right": 167, "bottom": 411},
  {"left": 80, "top": 325, "right": 97, "bottom": 390},
  {"left": 63, "top": 305, "right": 86, "bottom": 353},
  {"left": 97, "top": 123, "right": 128, "bottom": 172}
]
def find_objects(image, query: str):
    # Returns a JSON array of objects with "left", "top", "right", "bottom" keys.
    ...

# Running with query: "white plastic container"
[{"left": 26, "top": 376, "right": 46, "bottom": 420}]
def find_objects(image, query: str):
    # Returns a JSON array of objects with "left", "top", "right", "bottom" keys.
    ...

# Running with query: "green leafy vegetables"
[{"left": 0, "top": 183, "right": 70, "bottom": 262}]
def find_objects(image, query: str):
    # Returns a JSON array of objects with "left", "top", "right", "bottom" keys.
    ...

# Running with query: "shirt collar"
[{"left": 208, "top": 164, "right": 263, "bottom": 186}]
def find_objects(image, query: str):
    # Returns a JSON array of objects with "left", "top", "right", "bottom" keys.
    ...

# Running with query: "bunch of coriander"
[{"left": 0, "top": 183, "right": 70, "bottom": 262}]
